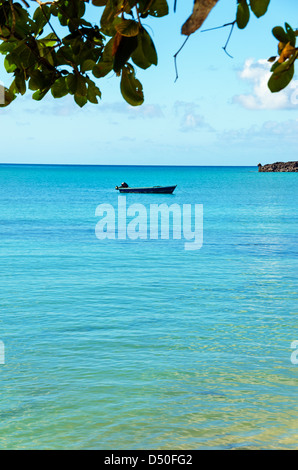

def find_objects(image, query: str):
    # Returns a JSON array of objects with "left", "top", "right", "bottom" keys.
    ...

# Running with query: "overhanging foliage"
[{"left": 0, "top": 0, "right": 297, "bottom": 107}]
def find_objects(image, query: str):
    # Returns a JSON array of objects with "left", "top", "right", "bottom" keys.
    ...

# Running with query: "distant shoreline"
[{"left": 258, "top": 161, "right": 298, "bottom": 172}]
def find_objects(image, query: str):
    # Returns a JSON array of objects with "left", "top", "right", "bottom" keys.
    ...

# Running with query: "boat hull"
[{"left": 117, "top": 185, "right": 177, "bottom": 194}]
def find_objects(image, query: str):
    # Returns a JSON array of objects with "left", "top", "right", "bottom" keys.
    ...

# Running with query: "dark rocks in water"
[{"left": 258, "top": 161, "right": 298, "bottom": 172}]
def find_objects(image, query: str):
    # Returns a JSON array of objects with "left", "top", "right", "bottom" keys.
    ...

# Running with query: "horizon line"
[{"left": 0, "top": 163, "right": 257, "bottom": 168}]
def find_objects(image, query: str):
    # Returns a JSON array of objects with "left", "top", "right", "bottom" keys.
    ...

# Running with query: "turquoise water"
[{"left": 0, "top": 165, "right": 297, "bottom": 450}]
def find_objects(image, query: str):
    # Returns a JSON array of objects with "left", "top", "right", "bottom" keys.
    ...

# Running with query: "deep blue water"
[{"left": 0, "top": 165, "right": 297, "bottom": 449}]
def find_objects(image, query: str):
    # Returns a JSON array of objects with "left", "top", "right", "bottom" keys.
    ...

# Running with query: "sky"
[{"left": 0, "top": 0, "right": 297, "bottom": 166}]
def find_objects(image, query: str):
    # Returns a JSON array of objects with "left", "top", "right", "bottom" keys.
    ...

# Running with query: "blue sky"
[{"left": 0, "top": 0, "right": 297, "bottom": 166}]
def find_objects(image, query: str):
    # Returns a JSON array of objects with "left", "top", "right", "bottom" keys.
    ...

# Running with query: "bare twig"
[
  {"left": 173, "top": 36, "right": 190, "bottom": 82},
  {"left": 38, "top": 2, "right": 61, "bottom": 43},
  {"left": 135, "top": 4, "right": 141, "bottom": 26},
  {"left": 201, "top": 20, "right": 236, "bottom": 59},
  {"left": 222, "top": 21, "right": 235, "bottom": 58},
  {"left": 201, "top": 21, "right": 235, "bottom": 33}
]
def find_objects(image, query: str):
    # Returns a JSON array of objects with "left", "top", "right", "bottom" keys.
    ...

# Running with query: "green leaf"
[
  {"left": 270, "top": 60, "right": 280, "bottom": 73},
  {"left": 285, "top": 23, "right": 296, "bottom": 47},
  {"left": 113, "top": 36, "right": 138, "bottom": 73},
  {"left": 66, "top": 74, "right": 78, "bottom": 94},
  {"left": 100, "top": 2, "right": 115, "bottom": 28},
  {"left": 32, "top": 88, "right": 49, "bottom": 101},
  {"left": 74, "top": 93, "right": 88, "bottom": 107},
  {"left": 236, "top": 0, "right": 250, "bottom": 30},
  {"left": 115, "top": 20, "right": 140, "bottom": 37},
  {"left": 0, "top": 26, "right": 11, "bottom": 38},
  {"left": 51, "top": 77, "right": 68, "bottom": 98},
  {"left": 92, "top": 37, "right": 113, "bottom": 78},
  {"left": 76, "top": 75, "right": 87, "bottom": 97},
  {"left": 15, "top": 71, "right": 26, "bottom": 95},
  {"left": 8, "top": 44, "right": 27, "bottom": 69},
  {"left": 9, "top": 80, "right": 18, "bottom": 95},
  {"left": 58, "top": 11, "right": 68, "bottom": 26},
  {"left": 272, "top": 60, "right": 292, "bottom": 75},
  {"left": 87, "top": 80, "right": 101, "bottom": 104},
  {"left": 271, "top": 51, "right": 297, "bottom": 74},
  {"left": 250, "top": 0, "right": 270, "bottom": 18},
  {"left": 147, "top": 0, "right": 169, "bottom": 17},
  {"left": 268, "top": 64, "right": 294, "bottom": 92},
  {"left": 56, "top": 45, "right": 75, "bottom": 65},
  {"left": 272, "top": 26, "right": 288, "bottom": 43},
  {"left": 99, "top": 5, "right": 122, "bottom": 36},
  {"left": 92, "top": 61, "right": 113, "bottom": 78},
  {"left": 81, "top": 59, "right": 96, "bottom": 72},
  {"left": 28, "top": 70, "right": 46, "bottom": 90},
  {"left": 78, "top": 0, "right": 86, "bottom": 18},
  {"left": 92, "top": 0, "right": 107, "bottom": 5},
  {"left": 38, "top": 33, "right": 58, "bottom": 47},
  {"left": 33, "top": 6, "right": 51, "bottom": 36},
  {"left": 0, "top": 42, "right": 17, "bottom": 55},
  {"left": 120, "top": 65, "right": 144, "bottom": 106},
  {"left": 131, "top": 27, "right": 158, "bottom": 69},
  {"left": 12, "top": 45, "right": 36, "bottom": 70},
  {"left": 4, "top": 57, "right": 17, "bottom": 73},
  {"left": 0, "top": 87, "right": 16, "bottom": 107},
  {"left": 49, "top": 3, "right": 59, "bottom": 16}
]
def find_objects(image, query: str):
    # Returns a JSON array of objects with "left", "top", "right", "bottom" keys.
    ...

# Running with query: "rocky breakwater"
[{"left": 258, "top": 162, "right": 298, "bottom": 172}]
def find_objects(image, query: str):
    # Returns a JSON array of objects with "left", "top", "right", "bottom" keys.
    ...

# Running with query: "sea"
[{"left": 0, "top": 164, "right": 297, "bottom": 450}]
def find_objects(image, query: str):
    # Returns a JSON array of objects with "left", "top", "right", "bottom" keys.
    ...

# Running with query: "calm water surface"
[{"left": 0, "top": 165, "right": 297, "bottom": 449}]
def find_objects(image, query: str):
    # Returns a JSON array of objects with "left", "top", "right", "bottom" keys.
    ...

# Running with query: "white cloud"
[
  {"left": 174, "top": 101, "right": 213, "bottom": 132},
  {"left": 234, "top": 58, "right": 298, "bottom": 110},
  {"left": 100, "top": 102, "right": 164, "bottom": 119},
  {"left": 220, "top": 119, "right": 298, "bottom": 143},
  {"left": 128, "top": 104, "right": 164, "bottom": 119},
  {"left": 180, "top": 112, "right": 210, "bottom": 132}
]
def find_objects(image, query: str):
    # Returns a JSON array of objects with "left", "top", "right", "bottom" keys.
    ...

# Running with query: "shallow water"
[{"left": 0, "top": 165, "right": 297, "bottom": 449}]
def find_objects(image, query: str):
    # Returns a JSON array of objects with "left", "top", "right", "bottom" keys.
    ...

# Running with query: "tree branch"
[
  {"left": 29, "top": 0, "right": 59, "bottom": 5},
  {"left": 20, "top": 0, "right": 30, "bottom": 7},
  {"left": 9, "top": 0, "right": 16, "bottom": 34}
]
